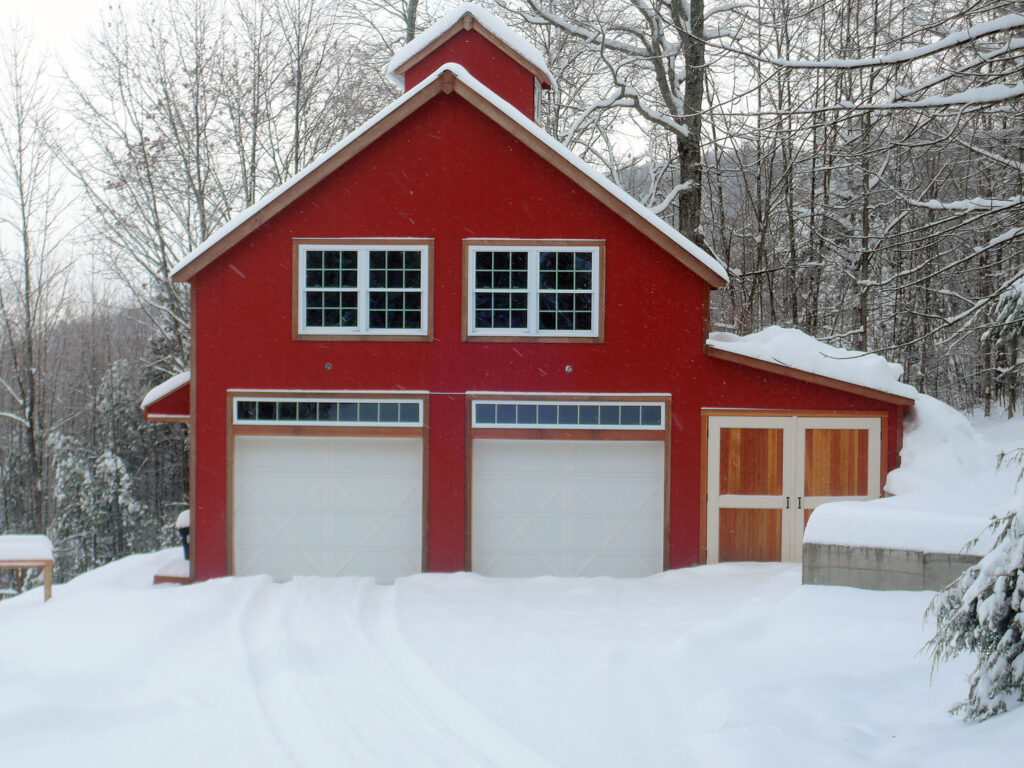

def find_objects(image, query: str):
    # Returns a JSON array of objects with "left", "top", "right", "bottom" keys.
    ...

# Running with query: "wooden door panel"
[
  {"left": 708, "top": 414, "right": 882, "bottom": 564},
  {"left": 718, "top": 508, "right": 782, "bottom": 562},
  {"left": 719, "top": 428, "right": 784, "bottom": 495},
  {"left": 803, "top": 428, "right": 869, "bottom": 497}
]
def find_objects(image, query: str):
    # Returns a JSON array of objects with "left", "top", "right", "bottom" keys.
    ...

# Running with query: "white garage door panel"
[
  {"left": 234, "top": 436, "right": 422, "bottom": 582},
  {"left": 472, "top": 439, "right": 664, "bottom": 578}
]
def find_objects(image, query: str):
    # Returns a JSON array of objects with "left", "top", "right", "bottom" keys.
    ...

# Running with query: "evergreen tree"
[{"left": 927, "top": 467, "right": 1024, "bottom": 721}]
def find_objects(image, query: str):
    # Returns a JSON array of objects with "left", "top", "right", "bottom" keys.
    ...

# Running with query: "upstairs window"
[
  {"left": 297, "top": 241, "right": 430, "bottom": 336},
  {"left": 467, "top": 242, "right": 601, "bottom": 339}
]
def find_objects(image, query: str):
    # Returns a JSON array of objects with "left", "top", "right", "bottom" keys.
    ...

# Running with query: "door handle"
[
  {"left": 786, "top": 497, "right": 790, "bottom": 509},
  {"left": 798, "top": 497, "right": 803, "bottom": 509}
]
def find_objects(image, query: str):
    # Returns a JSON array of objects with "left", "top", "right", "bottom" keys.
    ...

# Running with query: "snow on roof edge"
[
  {"left": 707, "top": 327, "right": 917, "bottom": 400},
  {"left": 172, "top": 63, "right": 727, "bottom": 283},
  {"left": 141, "top": 371, "right": 191, "bottom": 410},
  {"left": 172, "top": 69, "right": 447, "bottom": 278},
  {"left": 386, "top": 3, "right": 555, "bottom": 88}
]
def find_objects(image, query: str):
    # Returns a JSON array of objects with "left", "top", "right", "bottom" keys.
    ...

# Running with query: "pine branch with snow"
[{"left": 927, "top": 471, "right": 1024, "bottom": 721}]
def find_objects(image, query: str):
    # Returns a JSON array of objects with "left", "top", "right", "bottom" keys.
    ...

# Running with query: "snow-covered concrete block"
[
  {"left": 922, "top": 552, "right": 981, "bottom": 591},
  {"left": 802, "top": 542, "right": 979, "bottom": 591}
]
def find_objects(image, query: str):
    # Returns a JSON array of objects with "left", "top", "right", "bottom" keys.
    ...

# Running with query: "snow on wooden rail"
[{"left": 0, "top": 535, "right": 54, "bottom": 602}]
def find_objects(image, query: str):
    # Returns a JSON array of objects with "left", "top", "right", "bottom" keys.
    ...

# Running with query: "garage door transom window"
[
  {"left": 234, "top": 397, "right": 422, "bottom": 426},
  {"left": 473, "top": 400, "right": 664, "bottom": 429}
]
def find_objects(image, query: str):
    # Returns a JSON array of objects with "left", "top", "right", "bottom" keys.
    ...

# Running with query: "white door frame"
[{"left": 706, "top": 414, "right": 882, "bottom": 563}]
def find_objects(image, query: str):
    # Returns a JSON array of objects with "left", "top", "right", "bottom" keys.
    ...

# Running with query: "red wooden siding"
[
  {"left": 402, "top": 29, "right": 538, "bottom": 119},
  {"left": 187, "top": 89, "right": 905, "bottom": 580}
]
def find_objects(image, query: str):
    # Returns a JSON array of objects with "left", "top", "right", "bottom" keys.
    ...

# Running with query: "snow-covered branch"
[{"left": 772, "top": 14, "right": 1024, "bottom": 70}]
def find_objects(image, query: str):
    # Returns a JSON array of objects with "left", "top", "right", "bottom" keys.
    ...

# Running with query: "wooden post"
[
  {"left": 43, "top": 562, "right": 52, "bottom": 602},
  {"left": 0, "top": 560, "right": 54, "bottom": 602}
]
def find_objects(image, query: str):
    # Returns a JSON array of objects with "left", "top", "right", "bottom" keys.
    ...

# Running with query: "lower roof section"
[{"left": 142, "top": 371, "right": 191, "bottom": 422}]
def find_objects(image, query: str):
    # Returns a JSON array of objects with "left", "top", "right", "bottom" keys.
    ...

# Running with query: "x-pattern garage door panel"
[
  {"left": 472, "top": 439, "right": 664, "bottom": 578},
  {"left": 233, "top": 436, "right": 422, "bottom": 582}
]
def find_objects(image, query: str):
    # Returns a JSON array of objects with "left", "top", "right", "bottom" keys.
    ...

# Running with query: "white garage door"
[
  {"left": 472, "top": 439, "right": 665, "bottom": 577},
  {"left": 233, "top": 436, "right": 422, "bottom": 582}
]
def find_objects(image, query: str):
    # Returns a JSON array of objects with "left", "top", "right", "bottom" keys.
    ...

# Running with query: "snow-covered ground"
[{"left": 0, "top": 549, "right": 1021, "bottom": 767}]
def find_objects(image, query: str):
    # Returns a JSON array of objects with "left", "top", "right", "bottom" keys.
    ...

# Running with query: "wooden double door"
[{"left": 706, "top": 414, "right": 882, "bottom": 563}]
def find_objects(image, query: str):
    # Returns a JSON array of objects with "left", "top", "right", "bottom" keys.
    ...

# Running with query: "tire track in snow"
[
  {"left": 239, "top": 577, "right": 554, "bottom": 767},
  {"left": 237, "top": 578, "right": 306, "bottom": 768},
  {"left": 360, "top": 586, "right": 557, "bottom": 768}
]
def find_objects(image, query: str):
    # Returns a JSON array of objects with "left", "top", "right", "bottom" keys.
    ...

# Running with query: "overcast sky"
[{"left": 8, "top": 0, "right": 124, "bottom": 71}]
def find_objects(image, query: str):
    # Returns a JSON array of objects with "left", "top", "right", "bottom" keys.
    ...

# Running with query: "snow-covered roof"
[
  {"left": 175, "top": 509, "right": 190, "bottom": 530},
  {"left": 707, "top": 326, "right": 917, "bottom": 402},
  {"left": 386, "top": 3, "right": 555, "bottom": 88},
  {"left": 171, "top": 63, "right": 727, "bottom": 285},
  {"left": 0, "top": 534, "right": 53, "bottom": 562},
  {"left": 141, "top": 371, "right": 191, "bottom": 410}
]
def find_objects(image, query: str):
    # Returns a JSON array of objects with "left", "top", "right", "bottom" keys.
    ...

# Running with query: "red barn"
[{"left": 143, "top": 4, "right": 913, "bottom": 583}]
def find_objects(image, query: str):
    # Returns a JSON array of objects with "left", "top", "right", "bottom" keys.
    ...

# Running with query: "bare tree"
[
  {"left": 501, "top": 0, "right": 740, "bottom": 246},
  {"left": 0, "top": 24, "right": 71, "bottom": 534}
]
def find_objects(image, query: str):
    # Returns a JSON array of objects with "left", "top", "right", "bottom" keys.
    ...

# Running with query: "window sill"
[
  {"left": 293, "top": 331, "right": 433, "bottom": 342},
  {"left": 463, "top": 333, "right": 603, "bottom": 344}
]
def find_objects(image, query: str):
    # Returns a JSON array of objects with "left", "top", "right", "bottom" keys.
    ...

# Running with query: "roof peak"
[{"left": 387, "top": 3, "right": 554, "bottom": 90}]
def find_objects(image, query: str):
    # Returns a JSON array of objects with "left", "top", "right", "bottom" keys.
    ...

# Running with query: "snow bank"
[
  {"left": 804, "top": 496, "right": 998, "bottom": 554},
  {"left": 707, "top": 325, "right": 917, "bottom": 399},
  {"left": 0, "top": 535, "right": 53, "bottom": 562},
  {"left": 885, "top": 394, "right": 992, "bottom": 495},
  {"left": 386, "top": 3, "right": 556, "bottom": 88},
  {"left": 806, "top": 395, "right": 1016, "bottom": 554},
  {"left": 141, "top": 370, "right": 190, "bottom": 409}
]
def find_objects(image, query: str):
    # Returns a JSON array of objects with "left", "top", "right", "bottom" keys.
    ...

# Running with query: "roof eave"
[
  {"left": 450, "top": 78, "right": 727, "bottom": 287},
  {"left": 390, "top": 14, "right": 554, "bottom": 90},
  {"left": 705, "top": 345, "right": 916, "bottom": 407},
  {"left": 172, "top": 78, "right": 447, "bottom": 283},
  {"left": 173, "top": 66, "right": 725, "bottom": 287}
]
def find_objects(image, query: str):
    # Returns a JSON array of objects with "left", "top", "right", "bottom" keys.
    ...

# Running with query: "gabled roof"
[
  {"left": 171, "top": 64, "right": 727, "bottom": 286},
  {"left": 387, "top": 4, "right": 554, "bottom": 89}
]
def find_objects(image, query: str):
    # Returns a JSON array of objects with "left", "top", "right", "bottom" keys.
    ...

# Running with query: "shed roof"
[
  {"left": 141, "top": 371, "right": 191, "bottom": 421},
  {"left": 706, "top": 327, "right": 916, "bottom": 406}
]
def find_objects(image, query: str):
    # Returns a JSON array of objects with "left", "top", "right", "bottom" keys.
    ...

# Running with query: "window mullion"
[
  {"left": 418, "top": 246, "right": 427, "bottom": 333},
  {"left": 299, "top": 248, "right": 308, "bottom": 330},
  {"left": 528, "top": 248, "right": 539, "bottom": 335},
  {"left": 357, "top": 247, "right": 369, "bottom": 332}
]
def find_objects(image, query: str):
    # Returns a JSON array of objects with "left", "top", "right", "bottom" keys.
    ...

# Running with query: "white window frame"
[
  {"left": 297, "top": 242, "right": 429, "bottom": 336},
  {"left": 233, "top": 396, "right": 424, "bottom": 427},
  {"left": 466, "top": 243, "right": 601, "bottom": 338}
]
